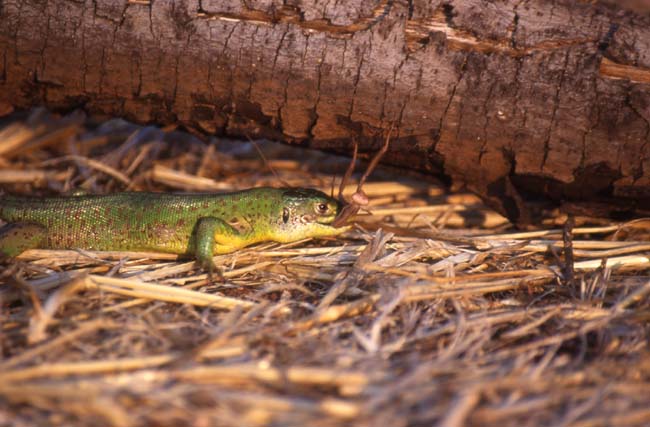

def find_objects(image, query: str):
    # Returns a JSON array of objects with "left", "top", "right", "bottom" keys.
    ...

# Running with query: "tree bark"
[{"left": 1, "top": 0, "right": 649, "bottom": 223}]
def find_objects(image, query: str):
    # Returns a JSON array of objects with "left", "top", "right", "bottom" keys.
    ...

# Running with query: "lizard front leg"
[
  {"left": 191, "top": 217, "right": 241, "bottom": 280},
  {"left": 0, "top": 223, "right": 47, "bottom": 258}
]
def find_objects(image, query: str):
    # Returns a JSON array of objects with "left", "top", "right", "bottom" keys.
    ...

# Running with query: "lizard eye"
[
  {"left": 315, "top": 202, "right": 329, "bottom": 215},
  {"left": 282, "top": 207, "right": 290, "bottom": 223}
]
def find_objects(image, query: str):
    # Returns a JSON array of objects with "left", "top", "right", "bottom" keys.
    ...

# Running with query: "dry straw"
[{"left": 2, "top": 110, "right": 650, "bottom": 426}]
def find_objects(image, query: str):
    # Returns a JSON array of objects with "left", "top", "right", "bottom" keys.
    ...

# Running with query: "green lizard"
[
  {"left": 0, "top": 188, "right": 348, "bottom": 273},
  {"left": 0, "top": 128, "right": 391, "bottom": 274}
]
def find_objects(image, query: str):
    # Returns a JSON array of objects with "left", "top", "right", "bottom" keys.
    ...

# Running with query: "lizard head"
[{"left": 271, "top": 188, "right": 351, "bottom": 242}]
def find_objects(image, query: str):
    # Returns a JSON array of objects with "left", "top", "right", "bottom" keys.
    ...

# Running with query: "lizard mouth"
[
  {"left": 317, "top": 199, "right": 344, "bottom": 225},
  {"left": 298, "top": 212, "right": 337, "bottom": 226},
  {"left": 316, "top": 214, "right": 338, "bottom": 225}
]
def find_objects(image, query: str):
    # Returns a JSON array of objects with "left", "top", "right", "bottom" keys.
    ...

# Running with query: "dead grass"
[{"left": 2, "top": 109, "right": 650, "bottom": 426}]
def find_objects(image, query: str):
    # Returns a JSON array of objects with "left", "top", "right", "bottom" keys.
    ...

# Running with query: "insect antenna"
[
  {"left": 332, "top": 124, "right": 393, "bottom": 227},
  {"left": 337, "top": 139, "right": 358, "bottom": 202}
]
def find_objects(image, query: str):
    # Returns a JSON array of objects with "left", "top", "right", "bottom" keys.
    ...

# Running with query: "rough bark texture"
[{"left": 1, "top": 0, "right": 650, "bottom": 223}]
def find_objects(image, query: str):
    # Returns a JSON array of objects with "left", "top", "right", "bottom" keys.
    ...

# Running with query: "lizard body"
[{"left": 0, "top": 187, "right": 347, "bottom": 271}]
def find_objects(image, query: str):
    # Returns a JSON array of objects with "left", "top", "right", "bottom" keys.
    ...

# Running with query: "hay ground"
[{"left": 2, "top": 109, "right": 650, "bottom": 427}]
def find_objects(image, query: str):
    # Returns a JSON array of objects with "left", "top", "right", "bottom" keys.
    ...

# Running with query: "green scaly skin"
[{"left": 0, "top": 187, "right": 349, "bottom": 273}]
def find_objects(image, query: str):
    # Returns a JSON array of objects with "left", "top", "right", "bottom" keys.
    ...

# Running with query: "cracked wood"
[{"left": 1, "top": 0, "right": 650, "bottom": 223}]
